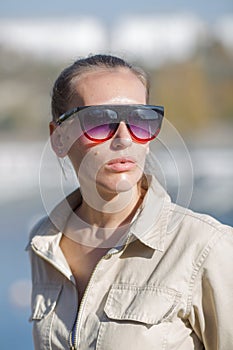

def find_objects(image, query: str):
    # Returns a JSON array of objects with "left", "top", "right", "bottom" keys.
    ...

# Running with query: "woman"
[{"left": 27, "top": 54, "right": 233, "bottom": 349}]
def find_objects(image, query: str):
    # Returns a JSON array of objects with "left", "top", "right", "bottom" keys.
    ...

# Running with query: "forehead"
[{"left": 70, "top": 68, "right": 147, "bottom": 107}]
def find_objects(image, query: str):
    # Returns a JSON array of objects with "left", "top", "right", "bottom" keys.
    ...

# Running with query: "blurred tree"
[
  {"left": 149, "top": 40, "right": 233, "bottom": 136},
  {"left": 0, "top": 42, "right": 232, "bottom": 142}
]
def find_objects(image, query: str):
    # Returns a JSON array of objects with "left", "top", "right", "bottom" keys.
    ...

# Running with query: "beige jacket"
[{"left": 27, "top": 176, "right": 233, "bottom": 350}]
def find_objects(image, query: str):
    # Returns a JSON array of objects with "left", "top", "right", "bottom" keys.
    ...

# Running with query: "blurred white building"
[
  {"left": 0, "top": 14, "right": 232, "bottom": 66},
  {"left": 0, "top": 17, "right": 108, "bottom": 60},
  {"left": 111, "top": 14, "right": 208, "bottom": 67}
]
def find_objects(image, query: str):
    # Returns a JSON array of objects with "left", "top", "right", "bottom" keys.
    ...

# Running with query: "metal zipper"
[
  {"left": 69, "top": 251, "right": 116, "bottom": 349},
  {"left": 69, "top": 234, "right": 132, "bottom": 350}
]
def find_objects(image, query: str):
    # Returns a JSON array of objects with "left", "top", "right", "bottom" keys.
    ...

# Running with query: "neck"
[
  {"left": 63, "top": 177, "right": 148, "bottom": 248},
  {"left": 77, "top": 182, "right": 145, "bottom": 229}
]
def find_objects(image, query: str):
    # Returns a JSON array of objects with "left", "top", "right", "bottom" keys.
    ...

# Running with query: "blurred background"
[{"left": 0, "top": 0, "right": 233, "bottom": 348}]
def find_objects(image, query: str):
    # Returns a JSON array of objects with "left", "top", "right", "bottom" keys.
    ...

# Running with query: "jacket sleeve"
[{"left": 188, "top": 226, "right": 233, "bottom": 350}]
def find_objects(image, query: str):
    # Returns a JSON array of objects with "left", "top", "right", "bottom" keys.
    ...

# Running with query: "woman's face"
[{"left": 51, "top": 68, "right": 149, "bottom": 198}]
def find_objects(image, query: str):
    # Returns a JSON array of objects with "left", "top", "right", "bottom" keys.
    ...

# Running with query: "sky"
[{"left": 0, "top": 0, "right": 232, "bottom": 24}]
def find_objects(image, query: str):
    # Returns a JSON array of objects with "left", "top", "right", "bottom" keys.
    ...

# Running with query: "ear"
[{"left": 49, "top": 121, "right": 67, "bottom": 158}]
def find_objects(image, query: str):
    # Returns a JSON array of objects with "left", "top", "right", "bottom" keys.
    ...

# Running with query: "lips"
[{"left": 105, "top": 157, "right": 136, "bottom": 172}]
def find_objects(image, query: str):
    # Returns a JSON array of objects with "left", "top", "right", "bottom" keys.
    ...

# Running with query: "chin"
[{"left": 96, "top": 171, "right": 143, "bottom": 195}]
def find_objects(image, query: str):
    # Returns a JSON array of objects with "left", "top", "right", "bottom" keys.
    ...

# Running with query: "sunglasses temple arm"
[{"left": 56, "top": 107, "right": 81, "bottom": 125}]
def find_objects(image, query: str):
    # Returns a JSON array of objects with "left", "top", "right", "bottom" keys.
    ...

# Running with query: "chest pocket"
[
  {"left": 97, "top": 284, "right": 181, "bottom": 350},
  {"left": 104, "top": 283, "right": 181, "bottom": 324}
]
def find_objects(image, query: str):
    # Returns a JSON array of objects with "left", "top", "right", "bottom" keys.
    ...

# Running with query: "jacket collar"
[
  {"left": 129, "top": 175, "right": 171, "bottom": 251},
  {"left": 31, "top": 175, "right": 171, "bottom": 255}
]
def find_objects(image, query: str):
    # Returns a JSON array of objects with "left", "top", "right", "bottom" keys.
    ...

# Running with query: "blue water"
[{"left": 0, "top": 185, "right": 232, "bottom": 349}]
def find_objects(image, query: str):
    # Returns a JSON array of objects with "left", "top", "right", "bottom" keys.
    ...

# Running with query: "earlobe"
[{"left": 49, "top": 121, "right": 67, "bottom": 158}]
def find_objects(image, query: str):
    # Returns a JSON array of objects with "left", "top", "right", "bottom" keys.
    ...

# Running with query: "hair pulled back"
[{"left": 51, "top": 54, "right": 150, "bottom": 121}]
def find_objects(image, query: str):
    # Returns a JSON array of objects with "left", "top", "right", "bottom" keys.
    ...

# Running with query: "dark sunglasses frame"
[{"left": 56, "top": 104, "right": 164, "bottom": 142}]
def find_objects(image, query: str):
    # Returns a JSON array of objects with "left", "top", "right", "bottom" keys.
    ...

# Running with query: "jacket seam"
[
  {"left": 185, "top": 229, "right": 226, "bottom": 317},
  {"left": 169, "top": 206, "right": 226, "bottom": 233},
  {"left": 49, "top": 311, "right": 55, "bottom": 350}
]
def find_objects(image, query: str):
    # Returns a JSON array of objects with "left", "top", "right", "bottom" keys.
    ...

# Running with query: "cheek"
[
  {"left": 136, "top": 143, "right": 149, "bottom": 163},
  {"left": 67, "top": 139, "right": 86, "bottom": 170},
  {"left": 62, "top": 119, "right": 91, "bottom": 152},
  {"left": 68, "top": 139, "right": 106, "bottom": 176}
]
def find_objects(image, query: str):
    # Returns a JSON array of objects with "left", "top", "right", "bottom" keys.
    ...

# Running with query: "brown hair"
[{"left": 51, "top": 54, "right": 150, "bottom": 121}]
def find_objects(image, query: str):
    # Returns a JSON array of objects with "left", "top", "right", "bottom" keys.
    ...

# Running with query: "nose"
[{"left": 111, "top": 122, "right": 132, "bottom": 150}]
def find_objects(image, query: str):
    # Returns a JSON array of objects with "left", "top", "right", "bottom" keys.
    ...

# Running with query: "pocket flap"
[
  {"left": 104, "top": 284, "right": 181, "bottom": 325},
  {"left": 30, "top": 284, "right": 62, "bottom": 321}
]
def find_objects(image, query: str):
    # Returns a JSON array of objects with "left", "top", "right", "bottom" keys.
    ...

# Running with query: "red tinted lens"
[
  {"left": 127, "top": 109, "right": 162, "bottom": 141},
  {"left": 81, "top": 108, "right": 118, "bottom": 141},
  {"left": 83, "top": 123, "right": 118, "bottom": 141}
]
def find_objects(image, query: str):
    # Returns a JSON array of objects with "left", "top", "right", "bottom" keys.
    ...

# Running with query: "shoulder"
[
  {"left": 168, "top": 203, "right": 233, "bottom": 265},
  {"left": 168, "top": 203, "right": 233, "bottom": 253},
  {"left": 170, "top": 203, "right": 232, "bottom": 236},
  {"left": 25, "top": 215, "right": 56, "bottom": 250},
  {"left": 29, "top": 216, "right": 49, "bottom": 238}
]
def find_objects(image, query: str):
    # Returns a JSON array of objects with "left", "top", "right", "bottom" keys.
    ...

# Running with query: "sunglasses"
[{"left": 56, "top": 104, "right": 164, "bottom": 143}]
